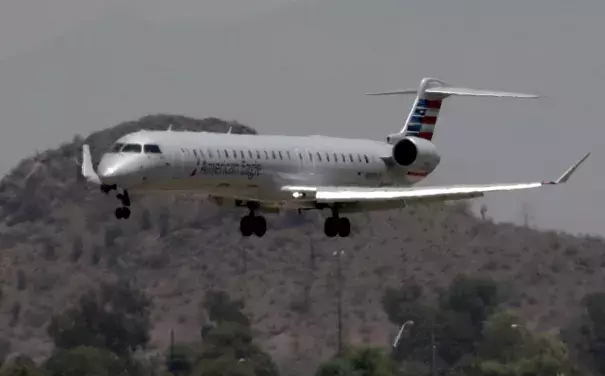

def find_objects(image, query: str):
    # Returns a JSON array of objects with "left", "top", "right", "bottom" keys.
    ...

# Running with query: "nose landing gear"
[
  {"left": 115, "top": 206, "right": 131, "bottom": 219},
  {"left": 113, "top": 189, "right": 131, "bottom": 220}
]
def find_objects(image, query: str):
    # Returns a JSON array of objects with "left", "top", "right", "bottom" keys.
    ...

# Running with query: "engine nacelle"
[{"left": 391, "top": 136, "right": 441, "bottom": 173}]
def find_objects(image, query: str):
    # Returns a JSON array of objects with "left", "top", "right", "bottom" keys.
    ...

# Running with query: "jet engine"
[{"left": 391, "top": 136, "right": 441, "bottom": 173}]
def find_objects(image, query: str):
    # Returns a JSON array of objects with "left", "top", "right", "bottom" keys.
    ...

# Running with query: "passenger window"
[
  {"left": 326, "top": 153, "right": 330, "bottom": 162},
  {"left": 341, "top": 154, "right": 346, "bottom": 162},
  {"left": 287, "top": 151, "right": 291, "bottom": 159},
  {"left": 122, "top": 144, "right": 142, "bottom": 153},
  {"left": 264, "top": 151, "right": 269, "bottom": 159},
  {"left": 256, "top": 150, "right": 261, "bottom": 159},
  {"left": 208, "top": 149, "right": 213, "bottom": 159},
  {"left": 308, "top": 152, "right": 313, "bottom": 161},
  {"left": 248, "top": 150, "right": 253, "bottom": 159},
  {"left": 111, "top": 143, "right": 125, "bottom": 153},
  {"left": 232, "top": 150, "right": 237, "bottom": 159},
  {"left": 192, "top": 149, "right": 198, "bottom": 157},
  {"left": 333, "top": 153, "right": 338, "bottom": 162},
  {"left": 224, "top": 150, "right": 229, "bottom": 159},
  {"left": 349, "top": 154, "right": 354, "bottom": 162},
  {"left": 278, "top": 151, "right": 283, "bottom": 160},
  {"left": 364, "top": 155, "right": 369, "bottom": 163},
  {"left": 357, "top": 154, "right": 362, "bottom": 163}
]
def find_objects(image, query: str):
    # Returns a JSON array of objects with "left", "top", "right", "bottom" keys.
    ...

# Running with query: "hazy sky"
[{"left": 0, "top": 0, "right": 602, "bottom": 236}]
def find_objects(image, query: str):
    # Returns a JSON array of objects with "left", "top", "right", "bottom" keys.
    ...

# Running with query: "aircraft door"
[{"left": 178, "top": 148, "right": 192, "bottom": 178}]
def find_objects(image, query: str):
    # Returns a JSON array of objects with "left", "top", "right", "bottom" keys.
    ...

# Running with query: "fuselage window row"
[
  {"left": 173, "top": 147, "right": 372, "bottom": 165},
  {"left": 108, "top": 140, "right": 375, "bottom": 166}
]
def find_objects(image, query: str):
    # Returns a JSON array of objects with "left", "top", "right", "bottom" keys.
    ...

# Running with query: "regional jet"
[{"left": 79, "top": 78, "right": 590, "bottom": 238}]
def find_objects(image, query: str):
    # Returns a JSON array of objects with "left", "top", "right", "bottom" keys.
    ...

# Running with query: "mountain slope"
[{"left": 0, "top": 115, "right": 603, "bottom": 374}]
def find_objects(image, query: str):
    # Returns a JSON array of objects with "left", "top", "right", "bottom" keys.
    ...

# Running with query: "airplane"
[{"left": 79, "top": 77, "right": 590, "bottom": 238}]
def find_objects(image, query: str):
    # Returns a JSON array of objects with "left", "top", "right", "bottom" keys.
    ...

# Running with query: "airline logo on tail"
[{"left": 406, "top": 98, "right": 443, "bottom": 141}]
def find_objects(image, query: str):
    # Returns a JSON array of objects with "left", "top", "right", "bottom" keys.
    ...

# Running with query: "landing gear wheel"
[
  {"left": 338, "top": 217, "right": 351, "bottom": 237},
  {"left": 240, "top": 216, "right": 253, "bottom": 237},
  {"left": 323, "top": 216, "right": 351, "bottom": 237},
  {"left": 324, "top": 217, "right": 339, "bottom": 237},
  {"left": 115, "top": 207, "right": 131, "bottom": 220},
  {"left": 253, "top": 216, "right": 267, "bottom": 237}
]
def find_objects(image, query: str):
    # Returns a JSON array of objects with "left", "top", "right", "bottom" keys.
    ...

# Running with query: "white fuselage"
[{"left": 96, "top": 130, "right": 433, "bottom": 208}]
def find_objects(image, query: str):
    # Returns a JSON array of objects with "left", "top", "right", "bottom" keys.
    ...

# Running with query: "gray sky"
[{"left": 0, "top": 0, "right": 602, "bottom": 236}]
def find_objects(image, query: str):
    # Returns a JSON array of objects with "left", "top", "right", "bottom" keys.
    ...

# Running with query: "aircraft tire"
[
  {"left": 240, "top": 216, "right": 253, "bottom": 237},
  {"left": 338, "top": 217, "right": 351, "bottom": 237},
  {"left": 324, "top": 217, "right": 338, "bottom": 237},
  {"left": 115, "top": 207, "right": 131, "bottom": 220},
  {"left": 254, "top": 216, "right": 267, "bottom": 237}
]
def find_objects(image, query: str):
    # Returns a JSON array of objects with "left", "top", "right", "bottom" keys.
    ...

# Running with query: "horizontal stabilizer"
[
  {"left": 366, "top": 87, "right": 538, "bottom": 98},
  {"left": 366, "top": 89, "right": 419, "bottom": 96},
  {"left": 426, "top": 87, "right": 538, "bottom": 98}
]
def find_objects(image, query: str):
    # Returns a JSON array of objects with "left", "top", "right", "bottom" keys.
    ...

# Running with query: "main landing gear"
[
  {"left": 323, "top": 210, "right": 351, "bottom": 238},
  {"left": 101, "top": 184, "right": 131, "bottom": 220},
  {"left": 239, "top": 205, "right": 267, "bottom": 237}
]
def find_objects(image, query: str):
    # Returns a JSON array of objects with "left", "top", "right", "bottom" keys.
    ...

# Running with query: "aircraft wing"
[{"left": 281, "top": 152, "right": 590, "bottom": 205}]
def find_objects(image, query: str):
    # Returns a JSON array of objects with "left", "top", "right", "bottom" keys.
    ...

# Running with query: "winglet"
[
  {"left": 81, "top": 144, "right": 101, "bottom": 185},
  {"left": 551, "top": 152, "right": 590, "bottom": 184}
]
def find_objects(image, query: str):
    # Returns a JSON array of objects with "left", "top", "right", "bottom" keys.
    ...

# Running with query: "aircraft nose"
[
  {"left": 98, "top": 164, "right": 116, "bottom": 179},
  {"left": 97, "top": 153, "right": 144, "bottom": 187},
  {"left": 97, "top": 159, "right": 120, "bottom": 184},
  {"left": 97, "top": 154, "right": 130, "bottom": 184}
]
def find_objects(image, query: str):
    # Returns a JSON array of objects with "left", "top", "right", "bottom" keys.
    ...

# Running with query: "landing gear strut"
[
  {"left": 324, "top": 208, "right": 351, "bottom": 237},
  {"left": 114, "top": 189, "right": 131, "bottom": 220},
  {"left": 100, "top": 184, "right": 116, "bottom": 194},
  {"left": 239, "top": 203, "right": 266, "bottom": 237}
]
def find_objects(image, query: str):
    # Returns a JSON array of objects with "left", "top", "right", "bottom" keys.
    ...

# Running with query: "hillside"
[{"left": 0, "top": 115, "right": 603, "bottom": 374}]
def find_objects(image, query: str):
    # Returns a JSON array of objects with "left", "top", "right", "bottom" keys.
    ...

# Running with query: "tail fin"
[{"left": 367, "top": 77, "right": 538, "bottom": 143}]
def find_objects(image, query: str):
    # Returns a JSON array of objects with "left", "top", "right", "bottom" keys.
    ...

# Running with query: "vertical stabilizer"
[
  {"left": 366, "top": 77, "right": 538, "bottom": 144},
  {"left": 401, "top": 78, "right": 447, "bottom": 141}
]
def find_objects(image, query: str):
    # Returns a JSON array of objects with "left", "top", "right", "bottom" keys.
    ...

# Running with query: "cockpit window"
[
  {"left": 110, "top": 143, "right": 125, "bottom": 153},
  {"left": 144, "top": 144, "right": 162, "bottom": 154},
  {"left": 121, "top": 144, "right": 142, "bottom": 153}
]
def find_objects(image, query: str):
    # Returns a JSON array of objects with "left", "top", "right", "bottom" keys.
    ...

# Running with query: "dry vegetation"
[{"left": 0, "top": 114, "right": 603, "bottom": 373}]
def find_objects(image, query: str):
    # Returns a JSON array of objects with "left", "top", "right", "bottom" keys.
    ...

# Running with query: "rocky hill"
[{"left": 0, "top": 114, "right": 603, "bottom": 374}]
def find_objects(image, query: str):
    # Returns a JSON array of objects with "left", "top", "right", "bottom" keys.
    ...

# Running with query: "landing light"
[{"left": 292, "top": 192, "right": 306, "bottom": 199}]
